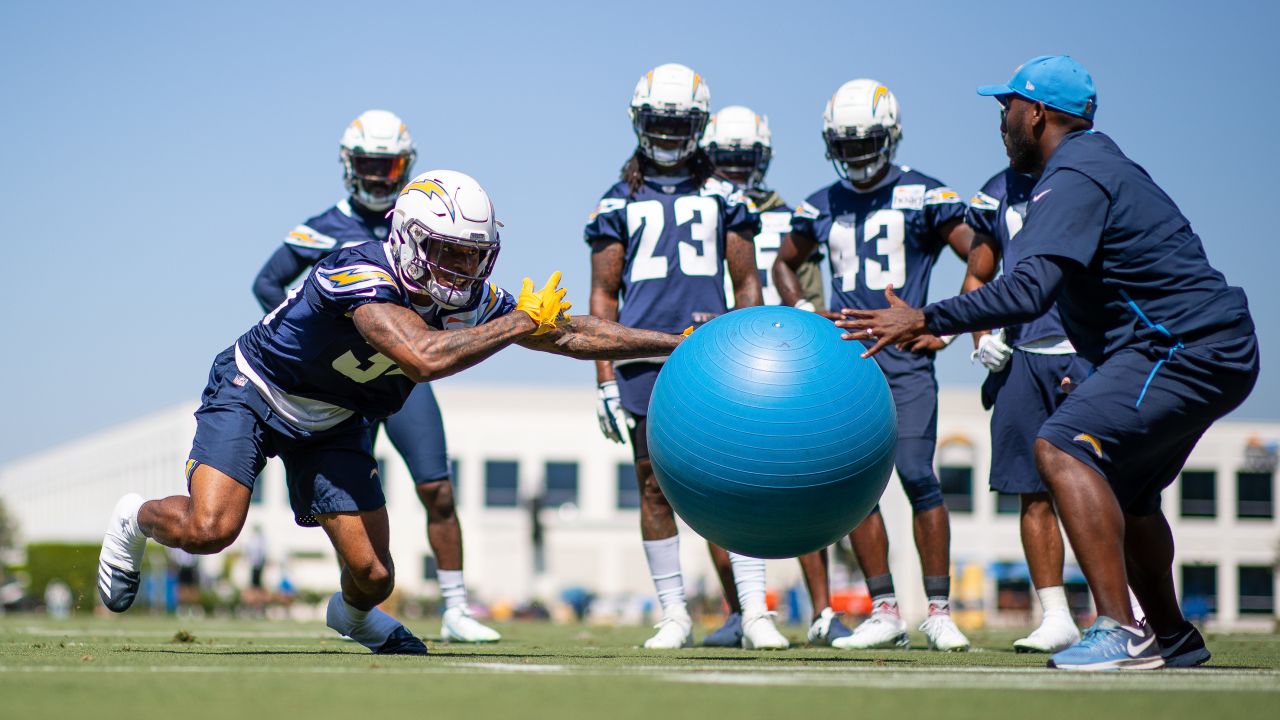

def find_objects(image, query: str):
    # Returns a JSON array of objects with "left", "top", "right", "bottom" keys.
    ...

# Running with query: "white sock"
[
  {"left": 873, "top": 595, "right": 900, "bottom": 616},
  {"left": 326, "top": 592, "right": 401, "bottom": 650},
  {"left": 1036, "top": 585, "right": 1070, "bottom": 619},
  {"left": 437, "top": 569, "right": 467, "bottom": 611},
  {"left": 642, "top": 536, "right": 686, "bottom": 613},
  {"left": 728, "top": 552, "right": 767, "bottom": 617}
]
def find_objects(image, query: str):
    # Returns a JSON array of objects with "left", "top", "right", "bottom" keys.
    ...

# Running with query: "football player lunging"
[
  {"left": 964, "top": 168, "right": 1089, "bottom": 653},
  {"left": 251, "top": 110, "right": 498, "bottom": 643},
  {"left": 99, "top": 171, "right": 688, "bottom": 654},
  {"left": 773, "top": 80, "right": 974, "bottom": 652},
  {"left": 587, "top": 64, "right": 771, "bottom": 649},
  {"left": 697, "top": 105, "right": 852, "bottom": 648}
]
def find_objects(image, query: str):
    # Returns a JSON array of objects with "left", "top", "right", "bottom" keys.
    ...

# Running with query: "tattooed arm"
[
  {"left": 518, "top": 313, "right": 683, "bottom": 359},
  {"left": 353, "top": 302, "right": 537, "bottom": 383}
]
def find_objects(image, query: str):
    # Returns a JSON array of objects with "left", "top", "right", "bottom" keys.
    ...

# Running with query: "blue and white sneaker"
[
  {"left": 1048, "top": 616, "right": 1164, "bottom": 671},
  {"left": 1159, "top": 623, "right": 1211, "bottom": 668},
  {"left": 702, "top": 612, "right": 743, "bottom": 647},
  {"left": 807, "top": 607, "right": 853, "bottom": 646}
]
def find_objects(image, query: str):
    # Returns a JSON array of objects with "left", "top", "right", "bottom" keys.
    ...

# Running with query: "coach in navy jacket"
[{"left": 840, "top": 56, "right": 1258, "bottom": 671}]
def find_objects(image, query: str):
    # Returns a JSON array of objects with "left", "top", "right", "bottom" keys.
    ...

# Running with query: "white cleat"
[
  {"left": 643, "top": 607, "right": 694, "bottom": 649},
  {"left": 742, "top": 611, "right": 790, "bottom": 650},
  {"left": 97, "top": 493, "right": 147, "bottom": 613},
  {"left": 920, "top": 613, "right": 971, "bottom": 652},
  {"left": 1014, "top": 613, "right": 1080, "bottom": 654},
  {"left": 833, "top": 609, "right": 910, "bottom": 650},
  {"left": 441, "top": 605, "right": 501, "bottom": 643}
]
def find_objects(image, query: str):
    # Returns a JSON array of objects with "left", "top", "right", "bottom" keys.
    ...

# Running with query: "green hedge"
[{"left": 26, "top": 542, "right": 99, "bottom": 613}]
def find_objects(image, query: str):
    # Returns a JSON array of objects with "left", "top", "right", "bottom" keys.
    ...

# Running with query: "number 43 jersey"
[
  {"left": 235, "top": 241, "right": 515, "bottom": 431},
  {"left": 584, "top": 176, "right": 760, "bottom": 333},
  {"left": 792, "top": 167, "right": 964, "bottom": 312}
]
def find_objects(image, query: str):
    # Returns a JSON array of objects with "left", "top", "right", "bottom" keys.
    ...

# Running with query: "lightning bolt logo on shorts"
[{"left": 1073, "top": 433, "right": 1103, "bottom": 459}]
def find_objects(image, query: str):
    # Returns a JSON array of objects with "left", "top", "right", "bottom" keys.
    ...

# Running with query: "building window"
[
  {"left": 1181, "top": 564, "right": 1217, "bottom": 618},
  {"left": 939, "top": 466, "right": 973, "bottom": 514},
  {"left": 1179, "top": 470, "right": 1216, "bottom": 518},
  {"left": 544, "top": 461, "right": 579, "bottom": 507},
  {"left": 449, "top": 458, "right": 460, "bottom": 507},
  {"left": 617, "top": 463, "right": 639, "bottom": 510},
  {"left": 484, "top": 460, "right": 519, "bottom": 508},
  {"left": 937, "top": 438, "right": 974, "bottom": 514},
  {"left": 995, "top": 492, "right": 1020, "bottom": 515},
  {"left": 1236, "top": 471, "right": 1274, "bottom": 519},
  {"left": 1238, "top": 566, "right": 1275, "bottom": 616},
  {"left": 422, "top": 555, "right": 438, "bottom": 581}
]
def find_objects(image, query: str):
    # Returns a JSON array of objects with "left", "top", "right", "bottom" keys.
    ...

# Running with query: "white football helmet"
[
  {"left": 822, "top": 80, "right": 902, "bottom": 182},
  {"left": 340, "top": 110, "right": 417, "bottom": 211},
  {"left": 388, "top": 170, "right": 500, "bottom": 309},
  {"left": 629, "top": 64, "right": 711, "bottom": 168},
  {"left": 701, "top": 105, "right": 772, "bottom": 190}
]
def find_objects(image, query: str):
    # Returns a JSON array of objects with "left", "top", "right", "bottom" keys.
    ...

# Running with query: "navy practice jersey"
[
  {"left": 584, "top": 176, "right": 760, "bottom": 333},
  {"left": 253, "top": 198, "right": 391, "bottom": 311},
  {"left": 927, "top": 131, "right": 1253, "bottom": 365},
  {"left": 792, "top": 167, "right": 966, "bottom": 373},
  {"left": 753, "top": 205, "right": 794, "bottom": 306},
  {"left": 967, "top": 169, "right": 1069, "bottom": 346},
  {"left": 237, "top": 241, "right": 515, "bottom": 429}
]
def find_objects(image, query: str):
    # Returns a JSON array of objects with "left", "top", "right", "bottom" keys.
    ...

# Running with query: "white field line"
[
  {"left": 11, "top": 626, "right": 333, "bottom": 639},
  {"left": 0, "top": 662, "right": 1277, "bottom": 692}
]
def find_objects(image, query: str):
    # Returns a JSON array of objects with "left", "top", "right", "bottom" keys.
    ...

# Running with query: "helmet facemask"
[
  {"left": 824, "top": 126, "right": 898, "bottom": 182},
  {"left": 633, "top": 107, "right": 708, "bottom": 168},
  {"left": 395, "top": 218, "right": 499, "bottom": 309},
  {"left": 707, "top": 143, "right": 771, "bottom": 190},
  {"left": 343, "top": 149, "right": 416, "bottom": 211}
]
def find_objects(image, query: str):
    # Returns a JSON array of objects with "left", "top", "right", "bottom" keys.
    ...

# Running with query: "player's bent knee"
[
  {"left": 349, "top": 558, "right": 395, "bottom": 595},
  {"left": 902, "top": 476, "right": 945, "bottom": 514},
  {"left": 185, "top": 517, "right": 241, "bottom": 554},
  {"left": 417, "top": 481, "right": 457, "bottom": 520}
]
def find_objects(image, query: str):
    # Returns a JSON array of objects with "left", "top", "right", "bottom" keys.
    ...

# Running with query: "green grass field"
[{"left": 2, "top": 615, "right": 1277, "bottom": 719}]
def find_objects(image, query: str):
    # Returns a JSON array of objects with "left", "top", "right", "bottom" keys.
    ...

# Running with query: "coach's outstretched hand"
[
  {"left": 835, "top": 286, "right": 928, "bottom": 358},
  {"left": 517, "top": 271, "right": 572, "bottom": 336}
]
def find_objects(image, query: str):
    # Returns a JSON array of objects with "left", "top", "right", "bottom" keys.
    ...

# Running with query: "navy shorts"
[
  {"left": 983, "top": 350, "right": 1093, "bottom": 495},
  {"left": 883, "top": 367, "right": 943, "bottom": 512},
  {"left": 188, "top": 349, "right": 385, "bottom": 527},
  {"left": 1039, "top": 334, "right": 1259, "bottom": 515},
  {"left": 377, "top": 382, "right": 451, "bottom": 484},
  {"left": 615, "top": 361, "right": 663, "bottom": 417}
]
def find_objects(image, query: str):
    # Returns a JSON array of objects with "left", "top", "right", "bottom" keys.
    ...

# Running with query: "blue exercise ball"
[{"left": 647, "top": 306, "right": 896, "bottom": 559}]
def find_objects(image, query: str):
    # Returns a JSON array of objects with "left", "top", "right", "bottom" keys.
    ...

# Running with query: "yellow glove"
[
  {"left": 516, "top": 270, "right": 572, "bottom": 336},
  {"left": 681, "top": 326, "right": 695, "bottom": 337}
]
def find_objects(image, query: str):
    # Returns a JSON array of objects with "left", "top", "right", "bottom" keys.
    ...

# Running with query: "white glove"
[
  {"left": 972, "top": 331, "right": 1012, "bottom": 373},
  {"left": 596, "top": 380, "right": 634, "bottom": 444}
]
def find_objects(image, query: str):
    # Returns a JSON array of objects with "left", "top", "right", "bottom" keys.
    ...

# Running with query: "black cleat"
[
  {"left": 1159, "top": 623, "right": 1211, "bottom": 668},
  {"left": 375, "top": 626, "right": 429, "bottom": 655}
]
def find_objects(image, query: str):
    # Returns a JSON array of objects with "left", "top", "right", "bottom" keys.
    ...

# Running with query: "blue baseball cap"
[{"left": 977, "top": 55, "right": 1097, "bottom": 120}]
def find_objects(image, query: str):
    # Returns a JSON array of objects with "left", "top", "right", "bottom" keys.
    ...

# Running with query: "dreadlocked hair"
[{"left": 621, "top": 147, "right": 714, "bottom": 197}]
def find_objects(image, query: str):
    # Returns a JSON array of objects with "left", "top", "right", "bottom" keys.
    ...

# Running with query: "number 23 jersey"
[
  {"left": 791, "top": 167, "right": 964, "bottom": 311},
  {"left": 584, "top": 176, "right": 759, "bottom": 333}
]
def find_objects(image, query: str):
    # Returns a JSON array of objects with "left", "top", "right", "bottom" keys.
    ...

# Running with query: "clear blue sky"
[{"left": 1, "top": 1, "right": 1276, "bottom": 464}]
